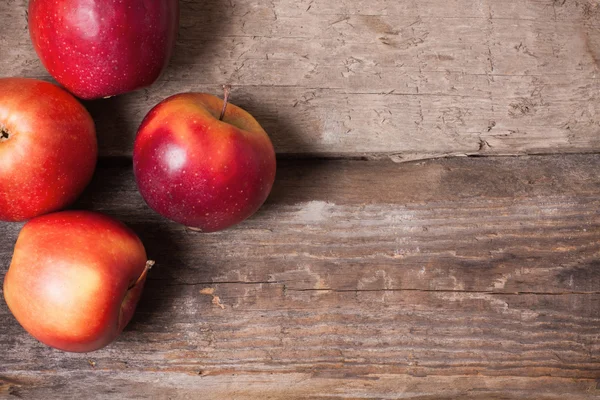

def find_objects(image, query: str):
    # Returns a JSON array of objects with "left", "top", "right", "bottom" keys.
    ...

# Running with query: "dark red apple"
[
  {"left": 133, "top": 88, "right": 276, "bottom": 232},
  {"left": 29, "top": 0, "right": 179, "bottom": 99},
  {"left": 0, "top": 78, "right": 97, "bottom": 222},
  {"left": 3, "top": 211, "right": 152, "bottom": 353}
]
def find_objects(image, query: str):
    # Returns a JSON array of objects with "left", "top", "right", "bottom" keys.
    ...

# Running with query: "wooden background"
[{"left": 1, "top": 0, "right": 600, "bottom": 398}]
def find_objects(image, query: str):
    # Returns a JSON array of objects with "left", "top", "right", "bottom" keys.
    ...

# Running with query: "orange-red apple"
[
  {"left": 133, "top": 88, "right": 276, "bottom": 232},
  {"left": 3, "top": 211, "right": 152, "bottom": 353},
  {"left": 0, "top": 78, "right": 97, "bottom": 222}
]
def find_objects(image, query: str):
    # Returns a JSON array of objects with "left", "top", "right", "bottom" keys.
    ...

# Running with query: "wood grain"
[
  {"left": 1, "top": 0, "right": 600, "bottom": 159},
  {"left": 2, "top": 372, "right": 598, "bottom": 400},
  {"left": 2, "top": 0, "right": 600, "bottom": 397},
  {"left": 1, "top": 155, "right": 599, "bottom": 398}
]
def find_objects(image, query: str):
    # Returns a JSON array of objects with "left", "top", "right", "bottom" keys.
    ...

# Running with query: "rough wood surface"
[
  {"left": 2, "top": 0, "right": 600, "bottom": 397},
  {"left": 1, "top": 155, "right": 599, "bottom": 399},
  {"left": 1, "top": 0, "right": 600, "bottom": 159}
]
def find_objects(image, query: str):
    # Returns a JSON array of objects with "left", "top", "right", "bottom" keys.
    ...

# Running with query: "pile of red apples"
[{"left": 1, "top": 0, "right": 276, "bottom": 352}]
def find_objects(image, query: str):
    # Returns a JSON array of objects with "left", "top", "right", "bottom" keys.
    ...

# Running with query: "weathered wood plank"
[
  {"left": 2, "top": 371, "right": 598, "bottom": 400},
  {"left": 1, "top": 155, "right": 599, "bottom": 398},
  {"left": 1, "top": 0, "right": 599, "bottom": 159}
]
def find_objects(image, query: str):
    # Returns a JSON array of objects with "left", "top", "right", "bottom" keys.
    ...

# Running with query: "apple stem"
[
  {"left": 219, "top": 85, "right": 232, "bottom": 121},
  {"left": 129, "top": 260, "right": 155, "bottom": 290}
]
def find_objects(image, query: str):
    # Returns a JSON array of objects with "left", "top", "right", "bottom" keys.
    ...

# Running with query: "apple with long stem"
[
  {"left": 3, "top": 211, "right": 152, "bottom": 353},
  {"left": 133, "top": 86, "right": 276, "bottom": 232},
  {"left": 28, "top": 0, "right": 179, "bottom": 99},
  {"left": 0, "top": 78, "right": 97, "bottom": 222}
]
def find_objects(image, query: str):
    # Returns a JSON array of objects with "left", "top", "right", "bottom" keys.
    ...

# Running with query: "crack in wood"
[
  {"left": 286, "top": 288, "right": 600, "bottom": 295},
  {"left": 154, "top": 280, "right": 600, "bottom": 296}
]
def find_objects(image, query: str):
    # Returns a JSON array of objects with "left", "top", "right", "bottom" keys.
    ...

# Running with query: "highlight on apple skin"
[
  {"left": 133, "top": 90, "right": 277, "bottom": 232},
  {"left": 0, "top": 78, "right": 97, "bottom": 222},
  {"left": 28, "top": 0, "right": 180, "bottom": 99},
  {"left": 3, "top": 211, "right": 152, "bottom": 353}
]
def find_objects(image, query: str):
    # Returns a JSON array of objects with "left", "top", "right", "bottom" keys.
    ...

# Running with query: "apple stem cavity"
[
  {"left": 0, "top": 126, "right": 9, "bottom": 142},
  {"left": 219, "top": 85, "right": 232, "bottom": 121},
  {"left": 128, "top": 260, "right": 155, "bottom": 290}
]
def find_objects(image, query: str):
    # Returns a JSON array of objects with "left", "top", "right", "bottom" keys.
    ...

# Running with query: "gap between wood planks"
[{"left": 96, "top": 150, "right": 600, "bottom": 167}]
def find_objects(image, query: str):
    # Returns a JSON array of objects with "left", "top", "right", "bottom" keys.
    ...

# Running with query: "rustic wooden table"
[{"left": 1, "top": 0, "right": 600, "bottom": 398}]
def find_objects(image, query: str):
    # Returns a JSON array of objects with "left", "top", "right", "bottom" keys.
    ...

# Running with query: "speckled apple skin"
[
  {"left": 133, "top": 93, "right": 277, "bottom": 232},
  {"left": 0, "top": 78, "right": 97, "bottom": 222},
  {"left": 3, "top": 211, "right": 149, "bottom": 353},
  {"left": 29, "top": 0, "right": 179, "bottom": 100}
]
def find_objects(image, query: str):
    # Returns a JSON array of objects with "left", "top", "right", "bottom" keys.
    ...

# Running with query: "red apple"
[
  {"left": 0, "top": 78, "right": 97, "bottom": 222},
  {"left": 133, "top": 88, "right": 276, "bottom": 232},
  {"left": 29, "top": 0, "right": 179, "bottom": 99},
  {"left": 3, "top": 211, "right": 152, "bottom": 353}
]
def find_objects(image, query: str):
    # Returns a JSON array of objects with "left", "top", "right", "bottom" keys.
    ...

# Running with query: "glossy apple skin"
[
  {"left": 3, "top": 211, "right": 149, "bottom": 353},
  {"left": 133, "top": 93, "right": 276, "bottom": 232},
  {"left": 0, "top": 78, "right": 97, "bottom": 222},
  {"left": 29, "top": 0, "right": 179, "bottom": 99}
]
